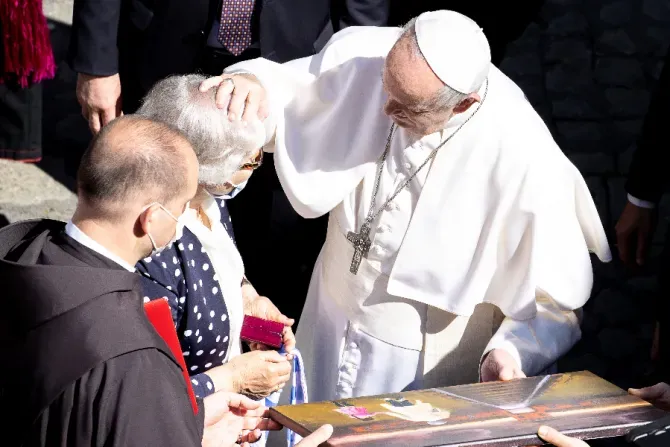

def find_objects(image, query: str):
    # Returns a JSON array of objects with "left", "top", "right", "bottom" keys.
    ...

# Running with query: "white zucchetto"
[{"left": 415, "top": 10, "right": 491, "bottom": 94}]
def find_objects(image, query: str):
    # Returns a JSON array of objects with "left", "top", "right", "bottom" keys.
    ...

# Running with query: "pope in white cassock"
[{"left": 201, "top": 10, "right": 612, "bottom": 408}]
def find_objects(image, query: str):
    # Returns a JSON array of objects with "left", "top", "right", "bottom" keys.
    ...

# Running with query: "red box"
[{"left": 240, "top": 315, "right": 284, "bottom": 349}]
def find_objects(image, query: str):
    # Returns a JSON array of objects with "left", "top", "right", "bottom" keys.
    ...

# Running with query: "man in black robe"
[{"left": 0, "top": 115, "right": 279, "bottom": 446}]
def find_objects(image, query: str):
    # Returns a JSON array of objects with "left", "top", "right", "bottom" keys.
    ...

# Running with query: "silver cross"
[{"left": 346, "top": 223, "right": 372, "bottom": 274}]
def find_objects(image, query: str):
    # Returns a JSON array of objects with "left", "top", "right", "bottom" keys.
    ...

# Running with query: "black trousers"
[{"left": 0, "top": 81, "right": 42, "bottom": 161}]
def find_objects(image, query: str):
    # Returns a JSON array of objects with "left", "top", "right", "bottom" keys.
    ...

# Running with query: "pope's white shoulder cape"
[{"left": 227, "top": 26, "right": 612, "bottom": 319}]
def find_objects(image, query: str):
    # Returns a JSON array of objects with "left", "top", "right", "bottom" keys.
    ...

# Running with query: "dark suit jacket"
[
  {"left": 625, "top": 46, "right": 670, "bottom": 204},
  {"left": 68, "top": 0, "right": 389, "bottom": 109}
]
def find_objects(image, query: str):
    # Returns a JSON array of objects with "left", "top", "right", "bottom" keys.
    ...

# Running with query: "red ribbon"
[{"left": 144, "top": 299, "right": 199, "bottom": 414}]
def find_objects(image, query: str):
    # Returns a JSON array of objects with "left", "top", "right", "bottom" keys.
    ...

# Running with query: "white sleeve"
[
  {"left": 222, "top": 27, "right": 391, "bottom": 151},
  {"left": 627, "top": 194, "right": 656, "bottom": 209},
  {"left": 482, "top": 293, "right": 582, "bottom": 376}
]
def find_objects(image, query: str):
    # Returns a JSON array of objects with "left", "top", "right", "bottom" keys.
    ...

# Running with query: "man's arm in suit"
[
  {"left": 332, "top": 0, "right": 390, "bottom": 30},
  {"left": 68, "top": 0, "right": 124, "bottom": 134},
  {"left": 68, "top": 0, "right": 122, "bottom": 76},
  {"left": 615, "top": 47, "right": 670, "bottom": 266},
  {"left": 626, "top": 46, "right": 670, "bottom": 206}
]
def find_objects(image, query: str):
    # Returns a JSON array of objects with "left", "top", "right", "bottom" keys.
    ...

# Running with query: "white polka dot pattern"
[{"left": 136, "top": 197, "right": 236, "bottom": 400}]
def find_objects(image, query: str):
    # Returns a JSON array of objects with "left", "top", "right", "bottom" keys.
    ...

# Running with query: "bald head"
[{"left": 76, "top": 115, "right": 199, "bottom": 215}]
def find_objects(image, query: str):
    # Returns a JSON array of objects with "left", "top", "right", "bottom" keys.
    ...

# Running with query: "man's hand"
[
  {"left": 76, "top": 73, "right": 123, "bottom": 134},
  {"left": 202, "top": 392, "right": 280, "bottom": 447},
  {"left": 538, "top": 426, "right": 589, "bottom": 446},
  {"left": 295, "top": 424, "right": 334, "bottom": 447},
  {"left": 199, "top": 74, "right": 268, "bottom": 122},
  {"left": 615, "top": 201, "right": 657, "bottom": 267},
  {"left": 480, "top": 349, "right": 526, "bottom": 382},
  {"left": 629, "top": 382, "right": 670, "bottom": 411}
]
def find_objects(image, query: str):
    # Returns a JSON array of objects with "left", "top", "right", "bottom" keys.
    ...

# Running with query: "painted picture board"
[{"left": 270, "top": 371, "right": 667, "bottom": 446}]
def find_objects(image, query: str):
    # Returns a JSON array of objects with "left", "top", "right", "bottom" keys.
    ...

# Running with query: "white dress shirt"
[{"left": 65, "top": 221, "right": 136, "bottom": 272}]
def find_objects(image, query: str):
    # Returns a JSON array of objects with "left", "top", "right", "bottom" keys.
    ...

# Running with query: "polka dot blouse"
[{"left": 136, "top": 198, "right": 235, "bottom": 398}]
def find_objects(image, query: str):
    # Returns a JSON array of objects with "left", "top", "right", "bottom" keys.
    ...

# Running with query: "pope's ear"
[{"left": 453, "top": 93, "right": 481, "bottom": 115}]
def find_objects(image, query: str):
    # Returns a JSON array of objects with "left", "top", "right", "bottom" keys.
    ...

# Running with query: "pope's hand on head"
[
  {"left": 480, "top": 349, "right": 526, "bottom": 382},
  {"left": 199, "top": 73, "right": 268, "bottom": 122}
]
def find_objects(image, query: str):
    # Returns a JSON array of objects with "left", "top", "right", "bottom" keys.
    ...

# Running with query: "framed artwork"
[{"left": 270, "top": 371, "right": 667, "bottom": 446}]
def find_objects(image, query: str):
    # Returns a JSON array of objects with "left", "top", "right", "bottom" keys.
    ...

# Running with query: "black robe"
[
  {"left": 627, "top": 414, "right": 670, "bottom": 446},
  {"left": 0, "top": 219, "right": 205, "bottom": 446}
]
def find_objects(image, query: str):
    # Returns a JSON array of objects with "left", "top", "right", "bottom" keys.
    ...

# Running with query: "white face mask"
[
  {"left": 145, "top": 202, "right": 189, "bottom": 255},
  {"left": 208, "top": 180, "right": 248, "bottom": 199}
]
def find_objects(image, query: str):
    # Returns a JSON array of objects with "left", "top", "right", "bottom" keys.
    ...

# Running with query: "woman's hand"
[
  {"left": 209, "top": 350, "right": 292, "bottom": 399},
  {"left": 244, "top": 294, "right": 294, "bottom": 327},
  {"left": 242, "top": 280, "right": 297, "bottom": 352},
  {"left": 249, "top": 326, "right": 296, "bottom": 354}
]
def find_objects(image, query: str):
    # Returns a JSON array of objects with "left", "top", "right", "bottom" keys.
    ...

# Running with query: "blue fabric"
[
  {"left": 136, "top": 198, "right": 236, "bottom": 398},
  {"left": 263, "top": 347, "right": 308, "bottom": 447}
]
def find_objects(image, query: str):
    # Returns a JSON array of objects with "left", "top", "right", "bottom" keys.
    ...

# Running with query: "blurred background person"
[
  {"left": 0, "top": 0, "right": 55, "bottom": 162},
  {"left": 615, "top": 45, "right": 670, "bottom": 382}
]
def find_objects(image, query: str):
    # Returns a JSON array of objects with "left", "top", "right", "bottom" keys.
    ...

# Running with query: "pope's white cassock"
[{"left": 226, "top": 10, "right": 612, "bottom": 410}]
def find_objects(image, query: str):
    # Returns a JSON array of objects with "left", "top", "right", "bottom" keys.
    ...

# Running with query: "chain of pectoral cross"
[{"left": 346, "top": 79, "right": 489, "bottom": 274}]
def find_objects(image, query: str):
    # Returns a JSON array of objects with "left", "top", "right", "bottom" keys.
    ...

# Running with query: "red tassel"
[{"left": 1, "top": 0, "right": 56, "bottom": 87}]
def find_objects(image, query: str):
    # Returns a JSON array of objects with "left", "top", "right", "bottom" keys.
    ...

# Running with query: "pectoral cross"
[{"left": 347, "top": 223, "right": 372, "bottom": 274}]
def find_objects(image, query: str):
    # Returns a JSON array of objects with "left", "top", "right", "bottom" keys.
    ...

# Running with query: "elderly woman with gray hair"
[{"left": 135, "top": 74, "right": 295, "bottom": 402}]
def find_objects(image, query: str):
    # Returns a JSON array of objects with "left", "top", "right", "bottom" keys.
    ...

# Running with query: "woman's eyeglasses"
[{"left": 240, "top": 150, "right": 263, "bottom": 171}]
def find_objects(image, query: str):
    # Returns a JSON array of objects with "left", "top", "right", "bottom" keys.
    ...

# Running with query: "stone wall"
[{"left": 500, "top": 0, "right": 670, "bottom": 389}]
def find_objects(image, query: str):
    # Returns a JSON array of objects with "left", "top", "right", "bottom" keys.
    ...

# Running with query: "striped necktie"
[{"left": 217, "top": 0, "right": 255, "bottom": 56}]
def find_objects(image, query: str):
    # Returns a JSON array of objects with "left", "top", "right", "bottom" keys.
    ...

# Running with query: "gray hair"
[
  {"left": 401, "top": 18, "right": 473, "bottom": 111},
  {"left": 137, "top": 74, "right": 266, "bottom": 186}
]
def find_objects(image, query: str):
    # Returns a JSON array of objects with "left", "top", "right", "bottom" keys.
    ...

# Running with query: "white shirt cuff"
[
  {"left": 479, "top": 341, "right": 524, "bottom": 381},
  {"left": 627, "top": 194, "right": 656, "bottom": 209}
]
